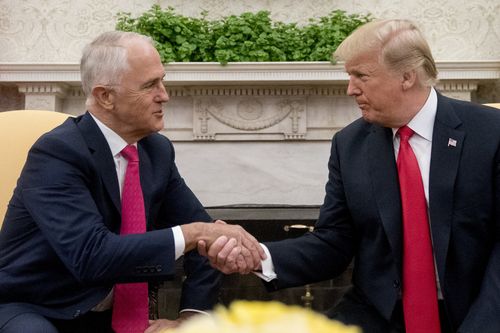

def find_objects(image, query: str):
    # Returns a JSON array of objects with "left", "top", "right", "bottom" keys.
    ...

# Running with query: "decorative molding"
[
  {"left": 310, "top": 86, "right": 347, "bottom": 96},
  {"left": 437, "top": 61, "right": 500, "bottom": 80},
  {"left": 193, "top": 95, "right": 307, "bottom": 141},
  {"left": 435, "top": 80, "right": 479, "bottom": 92},
  {"left": 0, "top": 63, "right": 82, "bottom": 84},
  {"left": 1, "top": 61, "right": 499, "bottom": 85},
  {"left": 17, "top": 83, "right": 69, "bottom": 112},
  {"left": 189, "top": 86, "right": 313, "bottom": 96},
  {"left": 17, "top": 83, "right": 69, "bottom": 96},
  {"left": 67, "top": 87, "right": 86, "bottom": 98},
  {"left": 435, "top": 80, "right": 480, "bottom": 101}
]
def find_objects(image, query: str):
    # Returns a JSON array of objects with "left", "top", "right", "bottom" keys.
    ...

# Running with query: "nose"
[
  {"left": 346, "top": 77, "right": 361, "bottom": 96},
  {"left": 156, "top": 82, "right": 169, "bottom": 103}
]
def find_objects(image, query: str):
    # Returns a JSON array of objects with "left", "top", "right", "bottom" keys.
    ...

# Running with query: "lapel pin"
[{"left": 448, "top": 138, "right": 457, "bottom": 147}]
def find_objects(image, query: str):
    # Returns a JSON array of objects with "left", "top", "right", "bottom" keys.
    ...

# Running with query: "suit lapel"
[
  {"left": 137, "top": 142, "right": 153, "bottom": 226},
  {"left": 368, "top": 125, "right": 403, "bottom": 273},
  {"left": 429, "top": 94, "right": 464, "bottom": 281},
  {"left": 77, "top": 112, "right": 121, "bottom": 213}
]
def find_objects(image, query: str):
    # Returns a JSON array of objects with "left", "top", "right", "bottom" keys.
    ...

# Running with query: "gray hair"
[
  {"left": 80, "top": 31, "right": 154, "bottom": 103},
  {"left": 334, "top": 19, "right": 438, "bottom": 86}
]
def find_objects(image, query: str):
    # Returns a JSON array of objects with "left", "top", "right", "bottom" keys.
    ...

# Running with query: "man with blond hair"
[{"left": 204, "top": 19, "right": 500, "bottom": 333}]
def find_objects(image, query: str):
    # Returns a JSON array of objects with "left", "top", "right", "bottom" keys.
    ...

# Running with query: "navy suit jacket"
[
  {"left": 0, "top": 112, "right": 221, "bottom": 324},
  {"left": 265, "top": 94, "right": 500, "bottom": 332}
]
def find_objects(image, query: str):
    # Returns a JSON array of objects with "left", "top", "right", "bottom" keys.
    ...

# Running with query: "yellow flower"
[{"left": 162, "top": 301, "right": 361, "bottom": 333}]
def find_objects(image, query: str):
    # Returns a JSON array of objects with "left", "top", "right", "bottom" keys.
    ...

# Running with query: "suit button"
[
  {"left": 155, "top": 265, "right": 162, "bottom": 272},
  {"left": 73, "top": 309, "right": 81, "bottom": 318},
  {"left": 393, "top": 279, "right": 400, "bottom": 289}
]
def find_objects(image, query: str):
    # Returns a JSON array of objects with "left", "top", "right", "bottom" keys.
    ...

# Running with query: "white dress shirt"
[{"left": 392, "top": 87, "right": 437, "bottom": 205}]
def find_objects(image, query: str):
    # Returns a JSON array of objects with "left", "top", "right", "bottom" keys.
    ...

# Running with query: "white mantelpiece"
[
  {"left": 1, "top": 61, "right": 499, "bottom": 140},
  {"left": 1, "top": 61, "right": 499, "bottom": 206},
  {"left": 2, "top": 60, "right": 499, "bottom": 85}
]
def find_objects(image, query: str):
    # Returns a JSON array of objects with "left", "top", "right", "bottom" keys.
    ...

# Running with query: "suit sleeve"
[
  {"left": 20, "top": 135, "right": 177, "bottom": 284},
  {"left": 156, "top": 141, "right": 222, "bottom": 311},
  {"left": 264, "top": 134, "right": 356, "bottom": 290},
  {"left": 458, "top": 147, "right": 500, "bottom": 332}
]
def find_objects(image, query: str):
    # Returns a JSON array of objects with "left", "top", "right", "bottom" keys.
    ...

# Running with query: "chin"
[
  {"left": 361, "top": 112, "right": 374, "bottom": 123},
  {"left": 361, "top": 111, "right": 385, "bottom": 126},
  {"left": 153, "top": 122, "right": 164, "bottom": 133}
]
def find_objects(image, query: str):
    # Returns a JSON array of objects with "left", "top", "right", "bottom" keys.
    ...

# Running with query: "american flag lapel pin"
[{"left": 448, "top": 138, "right": 457, "bottom": 147}]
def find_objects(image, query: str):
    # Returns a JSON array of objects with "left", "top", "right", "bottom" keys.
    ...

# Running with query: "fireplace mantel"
[
  {"left": 1, "top": 61, "right": 499, "bottom": 206},
  {"left": 1, "top": 60, "right": 498, "bottom": 141},
  {"left": 1, "top": 60, "right": 499, "bottom": 85}
]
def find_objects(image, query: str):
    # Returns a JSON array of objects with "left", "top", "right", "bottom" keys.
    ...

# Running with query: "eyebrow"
[
  {"left": 348, "top": 65, "right": 376, "bottom": 76},
  {"left": 141, "top": 72, "right": 166, "bottom": 88}
]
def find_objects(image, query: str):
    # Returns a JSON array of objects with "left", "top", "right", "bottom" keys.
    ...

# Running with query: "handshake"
[{"left": 181, "top": 220, "right": 266, "bottom": 274}]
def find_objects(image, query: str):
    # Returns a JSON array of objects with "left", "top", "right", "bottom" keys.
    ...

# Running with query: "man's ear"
[
  {"left": 402, "top": 70, "right": 417, "bottom": 90},
  {"left": 92, "top": 86, "right": 115, "bottom": 110}
]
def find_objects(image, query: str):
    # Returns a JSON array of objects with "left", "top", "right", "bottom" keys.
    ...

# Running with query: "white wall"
[{"left": 0, "top": 0, "right": 499, "bottom": 62}]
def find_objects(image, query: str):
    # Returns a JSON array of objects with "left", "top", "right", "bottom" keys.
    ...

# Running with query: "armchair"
[
  {"left": 0, "top": 110, "right": 70, "bottom": 225},
  {"left": 484, "top": 103, "right": 500, "bottom": 109}
]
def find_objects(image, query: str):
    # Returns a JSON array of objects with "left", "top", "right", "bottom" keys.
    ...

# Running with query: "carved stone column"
[{"left": 17, "top": 83, "right": 69, "bottom": 112}]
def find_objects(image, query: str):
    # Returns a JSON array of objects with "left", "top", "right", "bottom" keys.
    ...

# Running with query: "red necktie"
[
  {"left": 112, "top": 145, "right": 149, "bottom": 333},
  {"left": 397, "top": 126, "right": 440, "bottom": 333}
]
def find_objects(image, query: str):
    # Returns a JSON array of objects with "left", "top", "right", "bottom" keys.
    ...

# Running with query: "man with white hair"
[{"left": 0, "top": 31, "right": 264, "bottom": 333}]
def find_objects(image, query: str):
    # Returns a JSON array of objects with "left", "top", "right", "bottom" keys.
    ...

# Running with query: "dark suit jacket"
[
  {"left": 265, "top": 94, "right": 500, "bottom": 332},
  {"left": 0, "top": 112, "right": 221, "bottom": 325}
]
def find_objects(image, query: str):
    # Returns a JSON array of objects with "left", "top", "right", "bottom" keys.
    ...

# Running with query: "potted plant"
[{"left": 116, "top": 5, "right": 372, "bottom": 64}]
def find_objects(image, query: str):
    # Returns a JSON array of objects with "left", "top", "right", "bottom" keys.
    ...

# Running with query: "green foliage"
[{"left": 116, "top": 5, "right": 372, "bottom": 64}]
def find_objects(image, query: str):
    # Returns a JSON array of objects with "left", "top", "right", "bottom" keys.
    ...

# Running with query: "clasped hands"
[
  {"left": 200, "top": 220, "right": 266, "bottom": 274},
  {"left": 148, "top": 221, "right": 266, "bottom": 333},
  {"left": 183, "top": 220, "right": 266, "bottom": 274}
]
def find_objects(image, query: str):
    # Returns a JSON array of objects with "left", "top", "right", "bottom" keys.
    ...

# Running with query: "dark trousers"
[
  {"left": 50, "top": 310, "right": 113, "bottom": 333},
  {"left": 0, "top": 310, "right": 113, "bottom": 333},
  {"left": 327, "top": 288, "right": 453, "bottom": 333}
]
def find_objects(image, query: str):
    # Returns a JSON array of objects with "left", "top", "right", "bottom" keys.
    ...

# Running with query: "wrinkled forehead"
[
  {"left": 123, "top": 41, "right": 162, "bottom": 73},
  {"left": 119, "top": 39, "right": 164, "bottom": 84}
]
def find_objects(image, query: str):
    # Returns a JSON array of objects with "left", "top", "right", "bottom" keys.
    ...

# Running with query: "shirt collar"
[
  {"left": 392, "top": 87, "right": 437, "bottom": 141},
  {"left": 89, "top": 112, "right": 130, "bottom": 157}
]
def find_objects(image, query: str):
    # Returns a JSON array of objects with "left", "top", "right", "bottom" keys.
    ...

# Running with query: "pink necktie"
[
  {"left": 397, "top": 126, "right": 440, "bottom": 333},
  {"left": 112, "top": 145, "right": 149, "bottom": 333}
]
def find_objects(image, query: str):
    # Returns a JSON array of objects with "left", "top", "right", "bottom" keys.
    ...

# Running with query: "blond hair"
[{"left": 334, "top": 19, "right": 438, "bottom": 86}]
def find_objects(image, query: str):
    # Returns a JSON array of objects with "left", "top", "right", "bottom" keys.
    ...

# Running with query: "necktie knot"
[
  {"left": 397, "top": 125, "right": 414, "bottom": 142},
  {"left": 121, "top": 145, "right": 139, "bottom": 163},
  {"left": 397, "top": 125, "right": 415, "bottom": 142}
]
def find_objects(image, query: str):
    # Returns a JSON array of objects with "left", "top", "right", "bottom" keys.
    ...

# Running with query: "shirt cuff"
[
  {"left": 179, "top": 309, "right": 209, "bottom": 316},
  {"left": 252, "top": 243, "right": 277, "bottom": 282},
  {"left": 172, "top": 226, "right": 185, "bottom": 260}
]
